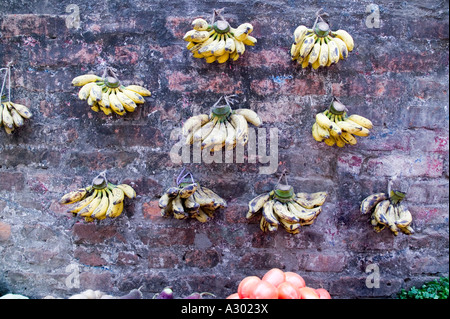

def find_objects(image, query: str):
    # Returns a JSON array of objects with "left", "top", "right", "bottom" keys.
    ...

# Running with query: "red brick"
[
  {"left": 142, "top": 200, "right": 162, "bottom": 221},
  {"left": 166, "top": 70, "right": 242, "bottom": 94},
  {"left": 301, "top": 252, "right": 347, "bottom": 272},
  {"left": 74, "top": 247, "right": 107, "bottom": 266},
  {"left": 138, "top": 227, "right": 195, "bottom": 246},
  {"left": 0, "top": 222, "right": 11, "bottom": 241},
  {"left": 117, "top": 251, "right": 140, "bottom": 265},
  {"left": 148, "top": 250, "right": 180, "bottom": 268},
  {"left": 72, "top": 223, "right": 125, "bottom": 244},
  {"left": 0, "top": 14, "right": 66, "bottom": 38},
  {"left": 183, "top": 249, "right": 220, "bottom": 268}
]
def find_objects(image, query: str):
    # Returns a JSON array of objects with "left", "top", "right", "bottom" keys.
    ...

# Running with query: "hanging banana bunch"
[
  {"left": 71, "top": 67, "right": 151, "bottom": 116},
  {"left": 312, "top": 97, "right": 373, "bottom": 147},
  {"left": 183, "top": 9, "right": 256, "bottom": 63},
  {"left": 59, "top": 172, "right": 136, "bottom": 222},
  {"left": 159, "top": 169, "right": 227, "bottom": 223},
  {"left": 247, "top": 172, "right": 328, "bottom": 234},
  {"left": 360, "top": 183, "right": 414, "bottom": 236},
  {"left": 181, "top": 95, "right": 262, "bottom": 152},
  {"left": 0, "top": 66, "right": 33, "bottom": 135},
  {"left": 291, "top": 9, "right": 354, "bottom": 69}
]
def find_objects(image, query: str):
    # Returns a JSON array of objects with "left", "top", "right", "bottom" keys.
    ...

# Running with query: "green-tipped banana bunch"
[
  {"left": 159, "top": 174, "right": 227, "bottom": 223},
  {"left": 71, "top": 73, "right": 151, "bottom": 116},
  {"left": 184, "top": 16, "right": 256, "bottom": 64},
  {"left": 182, "top": 98, "right": 262, "bottom": 152},
  {"left": 0, "top": 101, "right": 32, "bottom": 134},
  {"left": 291, "top": 19, "right": 354, "bottom": 69},
  {"left": 312, "top": 98, "right": 372, "bottom": 147},
  {"left": 247, "top": 184, "right": 328, "bottom": 234},
  {"left": 360, "top": 190, "right": 414, "bottom": 236},
  {"left": 59, "top": 174, "right": 136, "bottom": 222}
]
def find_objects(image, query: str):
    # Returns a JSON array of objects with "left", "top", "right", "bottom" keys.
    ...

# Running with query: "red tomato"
[
  {"left": 284, "top": 272, "right": 306, "bottom": 290},
  {"left": 250, "top": 280, "right": 279, "bottom": 299},
  {"left": 277, "top": 282, "right": 300, "bottom": 299},
  {"left": 262, "top": 268, "right": 286, "bottom": 287},
  {"left": 226, "top": 293, "right": 240, "bottom": 299},
  {"left": 315, "top": 288, "right": 332, "bottom": 299},
  {"left": 299, "top": 287, "right": 320, "bottom": 299},
  {"left": 237, "top": 276, "right": 261, "bottom": 299}
]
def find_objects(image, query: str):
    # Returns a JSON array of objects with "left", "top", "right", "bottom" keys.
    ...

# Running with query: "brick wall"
[{"left": 0, "top": 0, "right": 448, "bottom": 299}]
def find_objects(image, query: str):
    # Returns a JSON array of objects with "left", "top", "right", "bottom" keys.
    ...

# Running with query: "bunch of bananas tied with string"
[
  {"left": 1, "top": 66, "right": 32, "bottom": 134},
  {"left": 361, "top": 190, "right": 414, "bottom": 236},
  {"left": 71, "top": 69, "right": 151, "bottom": 116},
  {"left": 312, "top": 98, "right": 372, "bottom": 147},
  {"left": 182, "top": 95, "right": 262, "bottom": 151},
  {"left": 291, "top": 11, "right": 354, "bottom": 69},
  {"left": 183, "top": 10, "right": 256, "bottom": 64},
  {"left": 0, "top": 100, "right": 32, "bottom": 134},
  {"left": 159, "top": 170, "right": 227, "bottom": 223},
  {"left": 59, "top": 173, "right": 136, "bottom": 222},
  {"left": 247, "top": 179, "right": 328, "bottom": 234}
]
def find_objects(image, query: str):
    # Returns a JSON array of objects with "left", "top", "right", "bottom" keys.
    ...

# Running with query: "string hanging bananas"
[
  {"left": 0, "top": 100, "right": 32, "bottom": 134},
  {"left": 291, "top": 19, "right": 354, "bottom": 69},
  {"left": 312, "top": 98, "right": 372, "bottom": 147},
  {"left": 184, "top": 17, "right": 256, "bottom": 64},
  {"left": 181, "top": 100, "right": 262, "bottom": 152},
  {"left": 59, "top": 175, "right": 136, "bottom": 222},
  {"left": 159, "top": 181, "right": 227, "bottom": 223},
  {"left": 71, "top": 73, "right": 151, "bottom": 116},
  {"left": 247, "top": 185, "right": 328, "bottom": 234},
  {"left": 360, "top": 190, "right": 414, "bottom": 236}
]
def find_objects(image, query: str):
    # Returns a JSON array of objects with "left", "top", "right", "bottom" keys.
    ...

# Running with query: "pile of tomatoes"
[{"left": 226, "top": 268, "right": 331, "bottom": 299}]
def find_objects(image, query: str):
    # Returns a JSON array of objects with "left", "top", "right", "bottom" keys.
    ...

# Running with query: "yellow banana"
[
  {"left": 120, "top": 87, "right": 146, "bottom": 104},
  {"left": 78, "top": 82, "right": 97, "bottom": 100},
  {"left": 217, "top": 51, "right": 230, "bottom": 64},
  {"left": 261, "top": 200, "right": 279, "bottom": 226},
  {"left": 318, "top": 38, "right": 329, "bottom": 67},
  {"left": 72, "top": 74, "right": 102, "bottom": 86},
  {"left": 182, "top": 114, "right": 210, "bottom": 136},
  {"left": 224, "top": 119, "right": 237, "bottom": 150},
  {"left": 293, "top": 25, "right": 308, "bottom": 44},
  {"left": 116, "top": 184, "right": 136, "bottom": 199},
  {"left": 116, "top": 90, "right": 137, "bottom": 113},
  {"left": 330, "top": 37, "right": 348, "bottom": 60},
  {"left": 340, "top": 131, "right": 357, "bottom": 145},
  {"left": 124, "top": 85, "right": 151, "bottom": 96},
  {"left": 273, "top": 200, "right": 299, "bottom": 223},
  {"left": 90, "top": 84, "right": 103, "bottom": 102},
  {"left": 78, "top": 190, "right": 103, "bottom": 217},
  {"left": 247, "top": 193, "right": 271, "bottom": 219},
  {"left": 229, "top": 113, "right": 248, "bottom": 145},
  {"left": 242, "top": 35, "right": 257, "bottom": 46},
  {"left": 234, "top": 108, "right": 262, "bottom": 127},
  {"left": 294, "top": 192, "right": 328, "bottom": 209},
  {"left": 108, "top": 89, "right": 126, "bottom": 115},
  {"left": 224, "top": 35, "right": 236, "bottom": 53},
  {"left": 171, "top": 195, "right": 188, "bottom": 219},
  {"left": 312, "top": 123, "right": 324, "bottom": 142},
  {"left": 333, "top": 29, "right": 354, "bottom": 51},
  {"left": 179, "top": 183, "right": 198, "bottom": 199},
  {"left": 192, "top": 18, "right": 209, "bottom": 31},
  {"left": 60, "top": 187, "right": 90, "bottom": 205},
  {"left": 347, "top": 114, "right": 373, "bottom": 129},
  {"left": 201, "top": 187, "right": 227, "bottom": 208},
  {"left": 10, "top": 102, "right": 32, "bottom": 119},
  {"left": 67, "top": 189, "right": 98, "bottom": 214},
  {"left": 360, "top": 193, "right": 388, "bottom": 214},
  {"left": 109, "top": 199, "right": 124, "bottom": 218},
  {"left": 92, "top": 189, "right": 109, "bottom": 220},
  {"left": 299, "top": 34, "right": 316, "bottom": 58}
]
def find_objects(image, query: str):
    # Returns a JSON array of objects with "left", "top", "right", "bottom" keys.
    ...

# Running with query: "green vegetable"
[{"left": 397, "top": 277, "right": 449, "bottom": 299}]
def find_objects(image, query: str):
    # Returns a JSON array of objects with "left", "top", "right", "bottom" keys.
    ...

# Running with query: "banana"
[
  {"left": 60, "top": 187, "right": 90, "bottom": 204},
  {"left": 234, "top": 39, "right": 246, "bottom": 55},
  {"left": 120, "top": 87, "right": 146, "bottom": 104},
  {"left": 333, "top": 29, "right": 354, "bottom": 51},
  {"left": 201, "top": 121, "right": 222, "bottom": 150},
  {"left": 159, "top": 193, "right": 172, "bottom": 209},
  {"left": 108, "top": 89, "right": 126, "bottom": 115},
  {"left": 192, "top": 190, "right": 215, "bottom": 209},
  {"left": 293, "top": 25, "right": 308, "bottom": 44},
  {"left": 182, "top": 114, "right": 209, "bottom": 136},
  {"left": 347, "top": 114, "right": 373, "bottom": 129},
  {"left": 78, "top": 191, "right": 103, "bottom": 217},
  {"left": 186, "top": 30, "right": 212, "bottom": 43},
  {"left": 192, "top": 18, "right": 209, "bottom": 31},
  {"left": 172, "top": 195, "right": 188, "bottom": 220},
  {"left": 184, "top": 195, "right": 200, "bottom": 212},
  {"left": 279, "top": 218, "right": 301, "bottom": 234},
  {"left": 373, "top": 200, "right": 390, "bottom": 226},
  {"left": 307, "top": 39, "right": 321, "bottom": 65},
  {"left": 10, "top": 108, "right": 24, "bottom": 127},
  {"left": 224, "top": 119, "right": 237, "bottom": 150},
  {"left": 360, "top": 193, "right": 388, "bottom": 214},
  {"left": 291, "top": 42, "right": 302, "bottom": 60},
  {"left": 299, "top": 34, "right": 316, "bottom": 58},
  {"left": 287, "top": 201, "right": 321, "bottom": 225},
  {"left": 272, "top": 200, "right": 299, "bottom": 223},
  {"left": 0, "top": 103, "right": 3, "bottom": 126},
  {"left": 109, "top": 199, "right": 124, "bottom": 218},
  {"left": 316, "top": 112, "right": 342, "bottom": 136},
  {"left": 78, "top": 82, "right": 97, "bottom": 100},
  {"left": 224, "top": 35, "right": 236, "bottom": 53},
  {"left": 294, "top": 192, "right": 328, "bottom": 209},
  {"left": 385, "top": 204, "right": 399, "bottom": 235},
  {"left": 330, "top": 37, "right": 348, "bottom": 60},
  {"left": 335, "top": 119, "right": 368, "bottom": 136},
  {"left": 193, "top": 118, "right": 217, "bottom": 143},
  {"left": 232, "top": 27, "right": 249, "bottom": 41},
  {"left": 90, "top": 84, "right": 103, "bottom": 102},
  {"left": 105, "top": 189, "right": 117, "bottom": 218},
  {"left": 92, "top": 189, "right": 110, "bottom": 220},
  {"left": 205, "top": 55, "right": 217, "bottom": 63},
  {"left": 11, "top": 102, "right": 32, "bottom": 119},
  {"left": 199, "top": 34, "right": 219, "bottom": 57},
  {"left": 67, "top": 189, "right": 99, "bottom": 214},
  {"left": 395, "top": 204, "right": 414, "bottom": 235},
  {"left": 116, "top": 184, "right": 136, "bottom": 199},
  {"left": 212, "top": 121, "right": 228, "bottom": 151},
  {"left": 237, "top": 23, "right": 253, "bottom": 34},
  {"left": 324, "top": 136, "right": 336, "bottom": 147},
  {"left": 318, "top": 38, "right": 329, "bottom": 67},
  {"left": 340, "top": 131, "right": 357, "bottom": 145},
  {"left": 201, "top": 187, "right": 227, "bottom": 208},
  {"left": 195, "top": 208, "right": 210, "bottom": 223},
  {"left": 72, "top": 74, "right": 102, "bottom": 86},
  {"left": 124, "top": 85, "right": 151, "bottom": 97},
  {"left": 234, "top": 108, "right": 262, "bottom": 127},
  {"left": 217, "top": 51, "right": 230, "bottom": 64},
  {"left": 211, "top": 34, "right": 226, "bottom": 56},
  {"left": 242, "top": 35, "right": 257, "bottom": 46},
  {"left": 116, "top": 90, "right": 137, "bottom": 112},
  {"left": 179, "top": 183, "right": 198, "bottom": 198},
  {"left": 316, "top": 122, "right": 331, "bottom": 140},
  {"left": 312, "top": 122, "right": 324, "bottom": 142},
  {"left": 229, "top": 113, "right": 248, "bottom": 145},
  {"left": 247, "top": 193, "right": 271, "bottom": 219},
  {"left": 112, "top": 187, "right": 125, "bottom": 205},
  {"left": 326, "top": 37, "right": 340, "bottom": 66}
]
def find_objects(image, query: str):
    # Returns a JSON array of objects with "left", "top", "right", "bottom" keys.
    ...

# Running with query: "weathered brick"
[
  {"left": 0, "top": 222, "right": 11, "bottom": 241},
  {"left": 0, "top": 171, "right": 25, "bottom": 191},
  {"left": 300, "top": 252, "right": 348, "bottom": 272}
]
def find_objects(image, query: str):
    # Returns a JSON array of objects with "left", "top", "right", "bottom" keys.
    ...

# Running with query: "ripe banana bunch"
[
  {"left": 360, "top": 190, "right": 414, "bottom": 236},
  {"left": 291, "top": 20, "right": 354, "bottom": 69},
  {"left": 184, "top": 17, "right": 256, "bottom": 64},
  {"left": 71, "top": 73, "right": 151, "bottom": 116},
  {"left": 0, "top": 101, "right": 32, "bottom": 134},
  {"left": 247, "top": 185, "right": 328, "bottom": 234},
  {"left": 312, "top": 98, "right": 372, "bottom": 147},
  {"left": 182, "top": 98, "right": 262, "bottom": 152},
  {"left": 59, "top": 174, "right": 136, "bottom": 222},
  {"left": 159, "top": 181, "right": 227, "bottom": 223}
]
